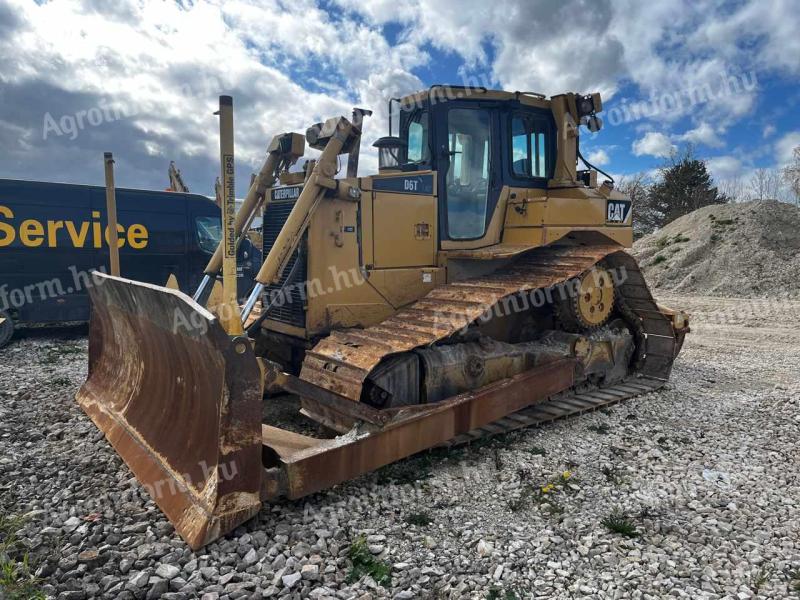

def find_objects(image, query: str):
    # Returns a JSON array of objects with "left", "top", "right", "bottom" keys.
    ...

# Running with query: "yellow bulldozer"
[{"left": 77, "top": 87, "right": 688, "bottom": 549}]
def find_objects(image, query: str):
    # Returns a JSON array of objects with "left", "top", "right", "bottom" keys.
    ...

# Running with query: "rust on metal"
[
  {"left": 263, "top": 361, "right": 388, "bottom": 427},
  {"left": 261, "top": 425, "right": 320, "bottom": 459},
  {"left": 300, "top": 244, "right": 623, "bottom": 401},
  {"left": 76, "top": 273, "right": 264, "bottom": 550},
  {"left": 75, "top": 239, "right": 681, "bottom": 551},
  {"left": 264, "top": 358, "right": 576, "bottom": 500}
]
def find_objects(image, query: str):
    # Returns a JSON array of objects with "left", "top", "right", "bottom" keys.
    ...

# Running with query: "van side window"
[
  {"left": 406, "top": 111, "right": 429, "bottom": 164},
  {"left": 511, "top": 115, "right": 550, "bottom": 178},
  {"left": 195, "top": 216, "right": 221, "bottom": 254}
]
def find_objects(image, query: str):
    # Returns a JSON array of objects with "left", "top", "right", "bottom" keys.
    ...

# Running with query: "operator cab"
[{"left": 374, "top": 86, "right": 557, "bottom": 242}]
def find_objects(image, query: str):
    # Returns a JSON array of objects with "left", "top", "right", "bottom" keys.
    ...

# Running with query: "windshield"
[{"left": 196, "top": 216, "right": 221, "bottom": 254}]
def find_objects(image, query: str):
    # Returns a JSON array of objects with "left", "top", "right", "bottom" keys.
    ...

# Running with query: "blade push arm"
[
  {"left": 194, "top": 133, "right": 305, "bottom": 302},
  {"left": 241, "top": 116, "right": 357, "bottom": 321}
]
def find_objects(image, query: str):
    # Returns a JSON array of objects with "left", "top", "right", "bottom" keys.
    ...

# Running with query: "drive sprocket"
[{"left": 556, "top": 266, "right": 616, "bottom": 331}]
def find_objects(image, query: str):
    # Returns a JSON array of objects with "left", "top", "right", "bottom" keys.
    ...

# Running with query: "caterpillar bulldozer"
[{"left": 77, "top": 87, "right": 689, "bottom": 549}]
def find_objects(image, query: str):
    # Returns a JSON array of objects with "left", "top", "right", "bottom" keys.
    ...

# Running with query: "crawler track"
[
  {"left": 300, "top": 244, "right": 678, "bottom": 403},
  {"left": 445, "top": 375, "right": 666, "bottom": 446}
]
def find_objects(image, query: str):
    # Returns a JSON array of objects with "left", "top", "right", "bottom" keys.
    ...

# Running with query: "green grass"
[
  {"left": 346, "top": 535, "right": 391, "bottom": 587},
  {"left": 588, "top": 423, "right": 611, "bottom": 435},
  {"left": 405, "top": 512, "right": 433, "bottom": 527},
  {"left": 601, "top": 465, "right": 624, "bottom": 485},
  {"left": 39, "top": 344, "right": 83, "bottom": 363},
  {"left": 493, "top": 448, "right": 504, "bottom": 471},
  {"left": 376, "top": 455, "right": 433, "bottom": 485},
  {"left": 0, "top": 512, "right": 45, "bottom": 600},
  {"left": 528, "top": 446, "right": 547, "bottom": 456},
  {"left": 601, "top": 510, "right": 639, "bottom": 538},
  {"left": 487, "top": 588, "right": 520, "bottom": 600},
  {"left": 657, "top": 233, "right": 690, "bottom": 250},
  {"left": 507, "top": 483, "right": 537, "bottom": 512},
  {"left": 375, "top": 444, "right": 462, "bottom": 485},
  {"left": 750, "top": 566, "right": 774, "bottom": 592},
  {"left": 508, "top": 470, "right": 576, "bottom": 513},
  {"left": 650, "top": 255, "right": 667, "bottom": 266},
  {"left": 786, "top": 569, "right": 800, "bottom": 595}
]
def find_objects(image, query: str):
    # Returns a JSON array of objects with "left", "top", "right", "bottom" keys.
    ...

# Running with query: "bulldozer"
[{"left": 77, "top": 87, "right": 689, "bottom": 549}]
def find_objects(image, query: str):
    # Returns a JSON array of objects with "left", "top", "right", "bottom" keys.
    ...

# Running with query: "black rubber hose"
[{"left": 577, "top": 136, "right": 615, "bottom": 185}]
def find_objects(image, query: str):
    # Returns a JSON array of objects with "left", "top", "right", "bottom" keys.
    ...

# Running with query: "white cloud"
[
  {"left": 586, "top": 149, "right": 610, "bottom": 166},
  {"left": 0, "top": 0, "right": 423, "bottom": 191},
  {"left": 706, "top": 155, "right": 743, "bottom": 181},
  {"left": 632, "top": 132, "right": 676, "bottom": 158},
  {"left": 763, "top": 124, "right": 776, "bottom": 139},
  {"left": 337, "top": 0, "right": 798, "bottom": 130},
  {"left": 775, "top": 132, "right": 800, "bottom": 166},
  {"left": 688, "top": 0, "right": 800, "bottom": 77},
  {"left": 678, "top": 122, "right": 723, "bottom": 148},
  {"left": 338, "top": 0, "right": 627, "bottom": 97},
  {"left": 1, "top": 0, "right": 799, "bottom": 193}
]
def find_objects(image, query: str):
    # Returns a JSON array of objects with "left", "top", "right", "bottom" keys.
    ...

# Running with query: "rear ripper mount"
[{"left": 76, "top": 244, "right": 684, "bottom": 550}]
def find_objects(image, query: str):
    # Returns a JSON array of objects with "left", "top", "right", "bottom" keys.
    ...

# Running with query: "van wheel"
[{"left": 0, "top": 310, "right": 14, "bottom": 348}]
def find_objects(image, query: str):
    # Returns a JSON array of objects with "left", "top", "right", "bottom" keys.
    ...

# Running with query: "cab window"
[
  {"left": 195, "top": 216, "right": 221, "bottom": 254},
  {"left": 406, "top": 110, "right": 429, "bottom": 164},
  {"left": 511, "top": 115, "right": 550, "bottom": 178}
]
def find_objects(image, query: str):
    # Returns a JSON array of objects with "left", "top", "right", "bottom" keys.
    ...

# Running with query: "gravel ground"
[{"left": 1, "top": 295, "right": 799, "bottom": 600}]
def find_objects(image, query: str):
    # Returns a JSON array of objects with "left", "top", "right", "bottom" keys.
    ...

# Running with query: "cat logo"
[
  {"left": 606, "top": 200, "right": 632, "bottom": 224},
  {"left": 271, "top": 186, "right": 302, "bottom": 201}
]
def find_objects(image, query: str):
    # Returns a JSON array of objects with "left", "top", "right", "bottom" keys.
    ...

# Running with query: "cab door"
[{"left": 437, "top": 104, "right": 502, "bottom": 244}]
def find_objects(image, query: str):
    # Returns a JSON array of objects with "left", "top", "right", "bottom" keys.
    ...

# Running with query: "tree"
[
  {"left": 748, "top": 167, "right": 784, "bottom": 201},
  {"left": 618, "top": 172, "right": 656, "bottom": 238},
  {"left": 782, "top": 146, "right": 800, "bottom": 205},
  {"left": 647, "top": 147, "right": 728, "bottom": 228},
  {"left": 718, "top": 176, "right": 745, "bottom": 203}
]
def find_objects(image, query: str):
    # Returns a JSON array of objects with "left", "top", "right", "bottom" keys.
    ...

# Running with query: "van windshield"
[{"left": 196, "top": 216, "right": 221, "bottom": 254}]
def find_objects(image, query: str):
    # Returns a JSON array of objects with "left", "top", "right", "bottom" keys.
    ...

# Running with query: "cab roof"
[{"left": 397, "top": 86, "right": 552, "bottom": 111}]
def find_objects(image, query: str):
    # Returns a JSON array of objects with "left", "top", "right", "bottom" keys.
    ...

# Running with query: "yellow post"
[
  {"left": 103, "top": 152, "right": 121, "bottom": 276},
  {"left": 216, "top": 96, "right": 243, "bottom": 335}
]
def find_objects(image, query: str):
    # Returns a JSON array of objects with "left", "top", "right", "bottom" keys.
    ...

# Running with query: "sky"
[{"left": 0, "top": 0, "right": 798, "bottom": 198}]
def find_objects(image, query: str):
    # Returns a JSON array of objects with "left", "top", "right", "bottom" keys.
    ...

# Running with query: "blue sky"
[{"left": 0, "top": 0, "right": 798, "bottom": 200}]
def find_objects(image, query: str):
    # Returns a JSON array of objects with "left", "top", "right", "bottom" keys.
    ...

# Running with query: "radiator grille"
[{"left": 261, "top": 197, "right": 307, "bottom": 328}]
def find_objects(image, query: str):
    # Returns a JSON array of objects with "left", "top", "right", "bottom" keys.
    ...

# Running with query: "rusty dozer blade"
[{"left": 76, "top": 272, "right": 263, "bottom": 550}]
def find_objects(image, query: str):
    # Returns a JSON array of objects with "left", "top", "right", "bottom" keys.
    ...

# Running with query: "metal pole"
[
  {"left": 217, "top": 96, "right": 242, "bottom": 334},
  {"left": 347, "top": 108, "right": 372, "bottom": 178},
  {"left": 103, "top": 152, "right": 121, "bottom": 276}
]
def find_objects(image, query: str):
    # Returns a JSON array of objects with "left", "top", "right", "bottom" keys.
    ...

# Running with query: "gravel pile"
[
  {"left": 632, "top": 200, "right": 800, "bottom": 298},
  {"left": 1, "top": 297, "right": 799, "bottom": 599}
]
